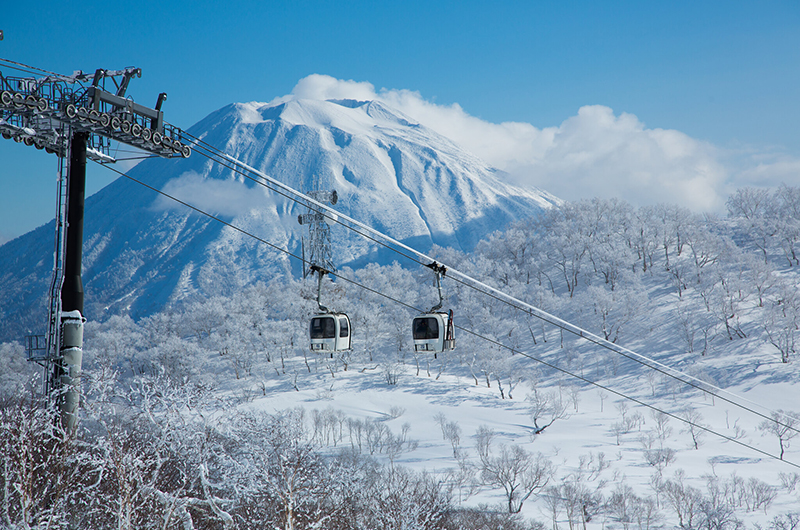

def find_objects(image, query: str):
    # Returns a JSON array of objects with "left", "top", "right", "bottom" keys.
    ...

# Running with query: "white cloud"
[
  {"left": 154, "top": 171, "right": 266, "bottom": 217},
  {"left": 268, "top": 74, "right": 800, "bottom": 212},
  {"left": 524, "top": 106, "right": 729, "bottom": 212},
  {"left": 729, "top": 152, "right": 800, "bottom": 190},
  {"left": 267, "top": 74, "right": 378, "bottom": 106}
]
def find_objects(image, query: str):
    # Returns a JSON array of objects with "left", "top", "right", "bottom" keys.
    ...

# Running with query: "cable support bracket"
[{"left": 0, "top": 63, "right": 191, "bottom": 159}]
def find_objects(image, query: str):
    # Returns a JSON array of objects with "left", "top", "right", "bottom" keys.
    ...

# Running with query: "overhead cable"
[
  {"left": 178, "top": 130, "right": 800, "bottom": 434},
  {"left": 96, "top": 159, "right": 800, "bottom": 471}
]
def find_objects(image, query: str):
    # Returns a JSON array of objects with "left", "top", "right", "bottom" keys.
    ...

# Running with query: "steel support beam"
[
  {"left": 61, "top": 132, "right": 86, "bottom": 314},
  {"left": 53, "top": 130, "right": 88, "bottom": 432}
]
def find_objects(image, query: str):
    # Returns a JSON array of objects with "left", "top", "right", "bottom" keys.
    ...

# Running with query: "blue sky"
[{"left": 1, "top": 0, "right": 799, "bottom": 243}]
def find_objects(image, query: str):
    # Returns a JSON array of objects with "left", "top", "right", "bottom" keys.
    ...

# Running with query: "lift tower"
[
  {"left": 297, "top": 185, "right": 339, "bottom": 277},
  {"left": 0, "top": 61, "right": 191, "bottom": 431}
]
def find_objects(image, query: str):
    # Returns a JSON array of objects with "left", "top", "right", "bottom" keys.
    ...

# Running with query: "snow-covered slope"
[
  {"left": 0, "top": 98, "right": 559, "bottom": 341},
  {"left": 192, "top": 98, "right": 558, "bottom": 256}
]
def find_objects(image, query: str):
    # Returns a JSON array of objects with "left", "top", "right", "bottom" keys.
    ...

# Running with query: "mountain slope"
[{"left": 0, "top": 98, "right": 559, "bottom": 342}]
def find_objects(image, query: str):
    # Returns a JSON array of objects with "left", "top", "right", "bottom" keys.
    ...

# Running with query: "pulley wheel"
[
  {"left": 151, "top": 131, "right": 162, "bottom": 145},
  {"left": 89, "top": 109, "right": 101, "bottom": 123},
  {"left": 120, "top": 120, "right": 132, "bottom": 134},
  {"left": 0, "top": 91, "right": 12, "bottom": 106},
  {"left": 12, "top": 93, "right": 25, "bottom": 108},
  {"left": 36, "top": 98, "right": 48, "bottom": 112},
  {"left": 25, "top": 95, "right": 37, "bottom": 109},
  {"left": 65, "top": 104, "right": 78, "bottom": 119},
  {"left": 141, "top": 127, "right": 152, "bottom": 141},
  {"left": 110, "top": 116, "right": 121, "bottom": 130},
  {"left": 23, "top": 136, "right": 34, "bottom": 146},
  {"left": 131, "top": 123, "right": 142, "bottom": 137},
  {"left": 180, "top": 144, "right": 191, "bottom": 158},
  {"left": 99, "top": 113, "right": 111, "bottom": 127}
]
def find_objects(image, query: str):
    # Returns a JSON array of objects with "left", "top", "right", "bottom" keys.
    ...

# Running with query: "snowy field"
[{"left": 229, "top": 322, "right": 800, "bottom": 526}]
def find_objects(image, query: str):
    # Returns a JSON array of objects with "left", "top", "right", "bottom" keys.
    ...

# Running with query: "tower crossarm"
[{"left": 0, "top": 66, "right": 191, "bottom": 159}]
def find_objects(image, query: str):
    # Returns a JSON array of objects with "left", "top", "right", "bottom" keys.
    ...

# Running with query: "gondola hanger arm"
[
  {"left": 424, "top": 262, "right": 446, "bottom": 312},
  {"left": 310, "top": 264, "right": 332, "bottom": 313}
]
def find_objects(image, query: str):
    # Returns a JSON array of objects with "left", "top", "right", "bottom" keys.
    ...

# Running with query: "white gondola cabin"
[
  {"left": 413, "top": 309, "right": 455, "bottom": 353},
  {"left": 412, "top": 311, "right": 456, "bottom": 353},
  {"left": 310, "top": 313, "right": 351, "bottom": 352}
]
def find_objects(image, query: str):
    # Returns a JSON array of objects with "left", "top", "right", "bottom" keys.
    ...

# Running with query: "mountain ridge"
[{"left": 0, "top": 97, "right": 560, "bottom": 342}]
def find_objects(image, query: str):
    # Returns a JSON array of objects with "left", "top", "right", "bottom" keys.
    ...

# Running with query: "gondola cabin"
[
  {"left": 412, "top": 310, "right": 455, "bottom": 353},
  {"left": 310, "top": 313, "right": 351, "bottom": 352}
]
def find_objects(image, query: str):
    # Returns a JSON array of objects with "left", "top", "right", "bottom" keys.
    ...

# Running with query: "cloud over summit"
[
  {"left": 269, "top": 74, "right": 797, "bottom": 212},
  {"left": 155, "top": 171, "right": 267, "bottom": 217}
]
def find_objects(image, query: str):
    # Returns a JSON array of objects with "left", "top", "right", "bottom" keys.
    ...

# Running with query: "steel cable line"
[
  {"left": 179, "top": 130, "right": 800, "bottom": 435},
  {"left": 99, "top": 162, "right": 429, "bottom": 321},
  {"left": 0, "top": 63, "right": 43, "bottom": 78},
  {"left": 0, "top": 57, "right": 70, "bottom": 79},
  {"left": 0, "top": 61, "right": 48, "bottom": 79},
  {"left": 183, "top": 135, "right": 424, "bottom": 266},
  {"left": 96, "top": 159, "right": 800, "bottom": 471}
]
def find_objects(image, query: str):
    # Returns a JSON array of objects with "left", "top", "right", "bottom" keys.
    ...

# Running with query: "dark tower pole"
[
  {"left": 62, "top": 131, "right": 87, "bottom": 314},
  {"left": 54, "top": 130, "right": 88, "bottom": 432}
]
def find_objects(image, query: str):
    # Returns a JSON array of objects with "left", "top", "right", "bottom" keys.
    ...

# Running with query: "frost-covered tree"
[
  {"left": 680, "top": 406, "right": 707, "bottom": 450},
  {"left": 0, "top": 395, "right": 77, "bottom": 528},
  {"left": 0, "top": 341, "right": 35, "bottom": 396},
  {"left": 772, "top": 184, "right": 800, "bottom": 266},
  {"left": 659, "top": 470, "right": 704, "bottom": 530},
  {"left": 572, "top": 281, "right": 647, "bottom": 343},
  {"left": 758, "top": 410, "right": 800, "bottom": 460},
  {"left": 727, "top": 187, "right": 779, "bottom": 263},
  {"left": 526, "top": 387, "right": 568, "bottom": 435},
  {"left": 762, "top": 279, "right": 800, "bottom": 363},
  {"left": 475, "top": 426, "right": 554, "bottom": 513}
]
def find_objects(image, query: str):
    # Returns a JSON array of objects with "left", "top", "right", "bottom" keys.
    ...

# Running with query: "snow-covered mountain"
[{"left": 0, "top": 98, "right": 559, "bottom": 342}]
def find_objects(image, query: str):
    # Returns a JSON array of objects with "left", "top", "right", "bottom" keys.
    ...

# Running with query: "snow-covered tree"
[
  {"left": 475, "top": 426, "right": 554, "bottom": 513},
  {"left": 758, "top": 410, "right": 800, "bottom": 460}
]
